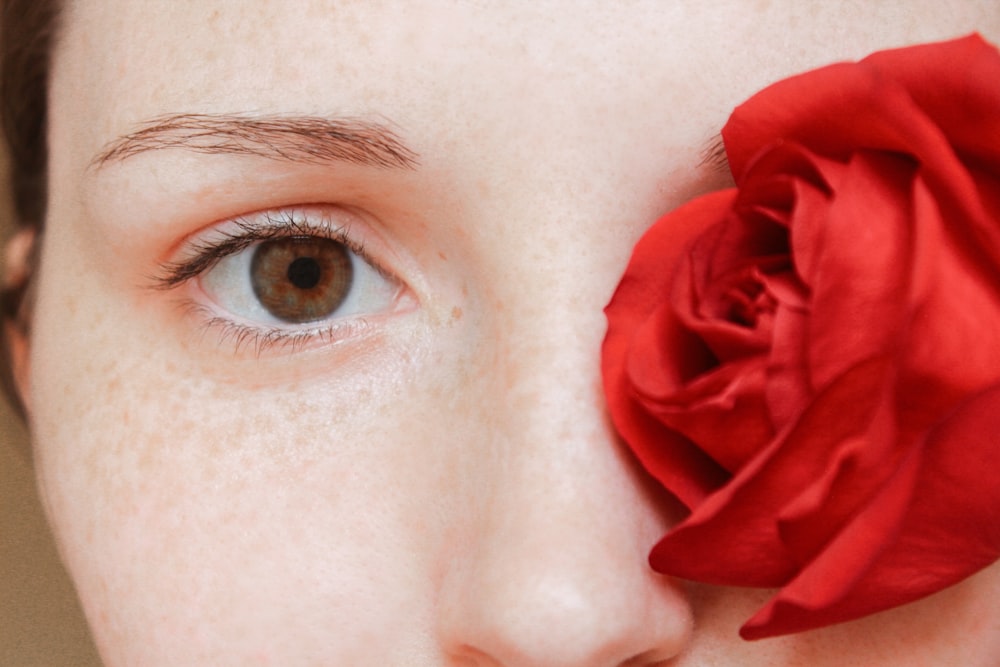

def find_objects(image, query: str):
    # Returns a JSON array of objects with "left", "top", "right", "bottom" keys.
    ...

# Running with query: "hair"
[
  {"left": 0, "top": 0, "right": 61, "bottom": 419},
  {"left": 2, "top": 0, "right": 59, "bottom": 228}
]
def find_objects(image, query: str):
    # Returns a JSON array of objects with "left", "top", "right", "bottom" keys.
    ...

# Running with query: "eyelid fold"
[{"left": 155, "top": 208, "right": 371, "bottom": 288}]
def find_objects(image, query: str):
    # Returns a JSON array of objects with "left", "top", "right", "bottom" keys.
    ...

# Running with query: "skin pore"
[{"left": 22, "top": 1, "right": 1000, "bottom": 664}]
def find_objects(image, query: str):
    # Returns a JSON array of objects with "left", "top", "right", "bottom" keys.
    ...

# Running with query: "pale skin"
[{"left": 15, "top": 1, "right": 1000, "bottom": 664}]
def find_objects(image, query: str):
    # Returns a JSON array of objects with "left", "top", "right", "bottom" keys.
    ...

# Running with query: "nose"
[{"left": 437, "top": 297, "right": 693, "bottom": 666}]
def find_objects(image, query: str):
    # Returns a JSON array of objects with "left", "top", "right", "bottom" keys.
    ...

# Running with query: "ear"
[{"left": 2, "top": 227, "right": 38, "bottom": 418}]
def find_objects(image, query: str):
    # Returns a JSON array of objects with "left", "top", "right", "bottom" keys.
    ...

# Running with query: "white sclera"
[{"left": 201, "top": 238, "right": 399, "bottom": 328}]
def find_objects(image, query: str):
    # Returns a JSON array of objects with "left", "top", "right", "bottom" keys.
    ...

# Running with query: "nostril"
[
  {"left": 620, "top": 646, "right": 684, "bottom": 667},
  {"left": 448, "top": 645, "right": 504, "bottom": 667}
]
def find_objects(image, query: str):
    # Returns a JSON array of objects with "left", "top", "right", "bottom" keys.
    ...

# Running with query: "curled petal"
[
  {"left": 650, "top": 358, "right": 893, "bottom": 587},
  {"left": 742, "top": 381, "right": 1000, "bottom": 638},
  {"left": 603, "top": 191, "right": 738, "bottom": 506}
]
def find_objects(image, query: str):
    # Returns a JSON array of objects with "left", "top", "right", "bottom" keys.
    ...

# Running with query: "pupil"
[
  {"left": 250, "top": 237, "right": 354, "bottom": 324},
  {"left": 287, "top": 257, "right": 322, "bottom": 289}
]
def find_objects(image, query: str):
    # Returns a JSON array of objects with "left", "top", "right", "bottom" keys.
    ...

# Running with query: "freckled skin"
[{"left": 23, "top": 1, "right": 1000, "bottom": 665}]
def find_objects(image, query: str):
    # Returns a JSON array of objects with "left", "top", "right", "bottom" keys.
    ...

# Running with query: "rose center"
[{"left": 723, "top": 271, "right": 776, "bottom": 328}]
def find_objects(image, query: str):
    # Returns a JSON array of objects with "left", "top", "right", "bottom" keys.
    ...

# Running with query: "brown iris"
[{"left": 250, "top": 237, "right": 353, "bottom": 323}]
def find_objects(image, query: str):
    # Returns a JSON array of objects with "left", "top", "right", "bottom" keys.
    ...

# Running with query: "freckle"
[
  {"left": 438, "top": 251, "right": 448, "bottom": 261},
  {"left": 451, "top": 306, "right": 463, "bottom": 321}
]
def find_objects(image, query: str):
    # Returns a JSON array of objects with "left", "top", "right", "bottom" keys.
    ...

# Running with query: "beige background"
[{"left": 1, "top": 152, "right": 101, "bottom": 664}]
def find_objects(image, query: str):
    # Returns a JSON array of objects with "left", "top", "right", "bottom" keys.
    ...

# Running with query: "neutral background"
[{"left": 1, "top": 153, "right": 101, "bottom": 665}]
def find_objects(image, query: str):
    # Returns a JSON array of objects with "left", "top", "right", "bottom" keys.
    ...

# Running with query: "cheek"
[{"left": 27, "top": 249, "right": 479, "bottom": 661}]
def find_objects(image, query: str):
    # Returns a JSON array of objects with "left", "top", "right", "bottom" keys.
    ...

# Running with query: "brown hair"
[
  {"left": 0, "top": 0, "right": 61, "bottom": 418},
  {"left": 2, "top": 0, "right": 59, "bottom": 227}
]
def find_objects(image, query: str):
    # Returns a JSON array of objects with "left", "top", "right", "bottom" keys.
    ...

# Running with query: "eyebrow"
[
  {"left": 90, "top": 113, "right": 420, "bottom": 170},
  {"left": 700, "top": 134, "right": 729, "bottom": 173}
]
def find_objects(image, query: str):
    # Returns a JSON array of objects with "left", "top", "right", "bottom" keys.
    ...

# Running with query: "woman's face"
[{"left": 27, "top": 1, "right": 1000, "bottom": 664}]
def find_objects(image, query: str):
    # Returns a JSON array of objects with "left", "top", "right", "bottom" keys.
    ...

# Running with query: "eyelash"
[{"left": 154, "top": 209, "right": 395, "bottom": 354}]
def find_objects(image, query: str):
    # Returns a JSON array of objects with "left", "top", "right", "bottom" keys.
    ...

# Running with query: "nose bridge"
[
  {"left": 436, "top": 282, "right": 693, "bottom": 666},
  {"left": 483, "top": 275, "right": 625, "bottom": 536},
  {"left": 485, "top": 213, "right": 619, "bottom": 454}
]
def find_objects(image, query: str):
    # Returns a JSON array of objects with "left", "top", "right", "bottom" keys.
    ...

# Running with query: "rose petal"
[
  {"left": 650, "top": 358, "right": 891, "bottom": 587},
  {"left": 900, "top": 175, "right": 1000, "bottom": 413},
  {"left": 863, "top": 35, "right": 1000, "bottom": 171},
  {"left": 637, "top": 358, "right": 773, "bottom": 472},
  {"left": 603, "top": 191, "right": 738, "bottom": 507},
  {"left": 740, "top": 442, "right": 921, "bottom": 639},
  {"left": 723, "top": 37, "right": 993, "bottom": 183},
  {"left": 799, "top": 151, "right": 915, "bottom": 389},
  {"left": 741, "top": 381, "right": 1000, "bottom": 638},
  {"left": 725, "top": 35, "right": 1000, "bottom": 272},
  {"left": 772, "top": 383, "right": 911, "bottom": 569}
]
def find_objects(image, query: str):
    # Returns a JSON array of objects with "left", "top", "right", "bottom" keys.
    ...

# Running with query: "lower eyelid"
[{"left": 204, "top": 310, "right": 377, "bottom": 354}]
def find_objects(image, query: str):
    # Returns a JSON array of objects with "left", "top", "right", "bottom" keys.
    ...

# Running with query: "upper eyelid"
[{"left": 152, "top": 211, "right": 362, "bottom": 290}]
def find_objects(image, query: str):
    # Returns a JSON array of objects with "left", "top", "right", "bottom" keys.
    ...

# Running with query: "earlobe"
[
  {"left": 4, "top": 314, "right": 32, "bottom": 418},
  {"left": 2, "top": 226, "right": 39, "bottom": 419}
]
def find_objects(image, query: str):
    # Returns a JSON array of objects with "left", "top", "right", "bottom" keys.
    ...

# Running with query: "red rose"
[{"left": 603, "top": 34, "right": 1000, "bottom": 640}]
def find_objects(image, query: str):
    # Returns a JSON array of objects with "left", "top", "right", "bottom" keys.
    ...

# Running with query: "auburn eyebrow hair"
[
  {"left": 90, "top": 113, "right": 419, "bottom": 170},
  {"left": 700, "top": 134, "right": 729, "bottom": 173}
]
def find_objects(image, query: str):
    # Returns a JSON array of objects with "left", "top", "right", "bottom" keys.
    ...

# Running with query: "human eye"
[{"left": 155, "top": 208, "right": 405, "bottom": 353}]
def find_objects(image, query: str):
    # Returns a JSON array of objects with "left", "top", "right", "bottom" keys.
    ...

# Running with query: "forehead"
[
  {"left": 49, "top": 3, "right": 760, "bottom": 173},
  {"left": 49, "top": 2, "right": 1000, "bottom": 185}
]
